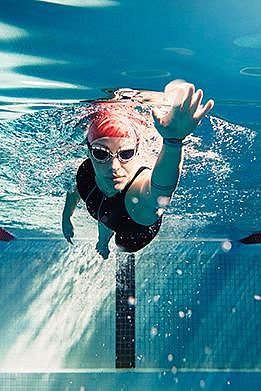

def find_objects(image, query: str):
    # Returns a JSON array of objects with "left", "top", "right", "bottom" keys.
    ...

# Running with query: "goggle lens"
[
  {"left": 90, "top": 146, "right": 137, "bottom": 163},
  {"left": 91, "top": 148, "right": 110, "bottom": 161},
  {"left": 118, "top": 149, "right": 136, "bottom": 160}
]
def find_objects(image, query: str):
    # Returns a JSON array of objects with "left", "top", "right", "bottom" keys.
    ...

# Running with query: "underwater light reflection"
[{"left": 1, "top": 241, "right": 115, "bottom": 370}]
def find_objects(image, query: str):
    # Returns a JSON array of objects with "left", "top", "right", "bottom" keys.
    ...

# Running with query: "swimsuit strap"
[
  {"left": 122, "top": 166, "right": 150, "bottom": 194},
  {"left": 77, "top": 159, "right": 150, "bottom": 200}
]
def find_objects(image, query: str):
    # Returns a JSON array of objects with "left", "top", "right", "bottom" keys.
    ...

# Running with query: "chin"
[
  {"left": 113, "top": 183, "right": 124, "bottom": 191},
  {"left": 113, "top": 180, "right": 126, "bottom": 191}
]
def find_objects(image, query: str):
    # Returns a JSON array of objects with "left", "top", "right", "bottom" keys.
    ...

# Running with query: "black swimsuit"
[{"left": 76, "top": 159, "right": 162, "bottom": 252}]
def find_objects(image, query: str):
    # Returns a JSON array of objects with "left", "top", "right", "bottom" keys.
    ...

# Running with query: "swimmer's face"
[{"left": 89, "top": 137, "right": 139, "bottom": 192}]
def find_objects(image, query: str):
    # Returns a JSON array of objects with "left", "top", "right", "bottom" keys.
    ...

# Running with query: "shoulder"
[
  {"left": 125, "top": 168, "right": 160, "bottom": 226},
  {"left": 76, "top": 158, "right": 95, "bottom": 200},
  {"left": 77, "top": 158, "right": 92, "bottom": 173},
  {"left": 77, "top": 158, "right": 94, "bottom": 180}
]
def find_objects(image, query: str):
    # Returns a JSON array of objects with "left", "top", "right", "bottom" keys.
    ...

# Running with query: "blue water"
[{"left": 0, "top": 1, "right": 260, "bottom": 390}]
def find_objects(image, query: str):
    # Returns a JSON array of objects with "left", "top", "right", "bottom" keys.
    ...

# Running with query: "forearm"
[
  {"left": 98, "top": 221, "right": 114, "bottom": 243},
  {"left": 151, "top": 140, "right": 184, "bottom": 198},
  {"left": 62, "top": 187, "right": 81, "bottom": 219}
]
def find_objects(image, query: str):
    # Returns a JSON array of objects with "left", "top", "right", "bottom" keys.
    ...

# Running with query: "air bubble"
[
  {"left": 171, "top": 366, "right": 178, "bottom": 374},
  {"left": 131, "top": 197, "right": 139, "bottom": 204},
  {"left": 164, "top": 47, "right": 194, "bottom": 56},
  {"left": 157, "top": 196, "right": 169, "bottom": 206},
  {"left": 221, "top": 240, "right": 232, "bottom": 251},
  {"left": 128, "top": 296, "right": 136, "bottom": 305},
  {"left": 156, "top": 208, "right": 164, "bottom": 217},
  {"left": 151, "top": 326, "right": 158, "bottom": 336},
  {"left": 153, "top": 294, "right": 160, "bottom": 302},
  {"left": 240, "top": 67, "right": 261, "bottom": 77}
]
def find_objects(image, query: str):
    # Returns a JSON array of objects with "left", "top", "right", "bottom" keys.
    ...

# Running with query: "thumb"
[{"left": 151, "top": 107, "right": 163, "bottom": 126}]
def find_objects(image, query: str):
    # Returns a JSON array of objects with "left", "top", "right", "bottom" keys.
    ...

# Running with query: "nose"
[{"left": 111, "top": 156, "right": 121, "bottom": 171}]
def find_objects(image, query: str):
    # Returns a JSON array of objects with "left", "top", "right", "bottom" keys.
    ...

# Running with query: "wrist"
[{"left": 163, "top": 137, "right": 188, "bottom": 147}]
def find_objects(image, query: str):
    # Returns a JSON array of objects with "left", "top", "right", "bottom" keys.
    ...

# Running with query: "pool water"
[{"left": 0, "top": 1, "right": 260, "bottom": 390}]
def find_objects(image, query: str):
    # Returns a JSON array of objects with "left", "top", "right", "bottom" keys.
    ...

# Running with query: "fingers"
[
  {"left": 64, "top": 233, "right": 73, "bottom": 244},
  {"left": 154, "top": 81, "right": 214, "bottom": 130},
  {"left": 151, "top": 107, "right": 160, "bottom": 121},
  {"left": 189, "top": 89, "right": 203, "bottom": 114},
  {"left": 194, "top": 99, "right": 214, "bottom": 121},
  {"left": 181, "top": 84, "right": 195, "bottom": 111},
  {"left": 63, "top": 230, "right": 74, "bottom": 244},
  {"left": 152, "top": 107, "right": 164, "bottom": 127}
]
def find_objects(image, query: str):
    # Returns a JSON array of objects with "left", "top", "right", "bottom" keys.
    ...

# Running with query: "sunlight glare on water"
[
  {"left": 0, "top": 242, "right": 116, "bottom": 370},
  {"left": 0, "top": 22, "right": 28, "bottom": 40},
  {"left": 37, "top": 0, "right": 119, "bottom": 7}
]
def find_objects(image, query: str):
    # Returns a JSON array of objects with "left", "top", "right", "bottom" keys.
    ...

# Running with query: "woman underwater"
[{"left": 62, "top": 80, "right": 214, "bottom": 259}]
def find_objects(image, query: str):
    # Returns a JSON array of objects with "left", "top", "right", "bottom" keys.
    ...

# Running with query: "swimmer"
[{"left": 62, "top": 80, "right": 214, "bottom": 259}]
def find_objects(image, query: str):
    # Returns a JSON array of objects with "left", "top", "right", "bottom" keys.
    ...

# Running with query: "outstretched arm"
[
  {"left": 150, "top": 81, "right": 214, "bottom": 204},
  {"left": 62, "top": 186, "right": 81, "bottom": 243},
  {"left": 128, "top": 81, "right": 214, "bottom": 225}
]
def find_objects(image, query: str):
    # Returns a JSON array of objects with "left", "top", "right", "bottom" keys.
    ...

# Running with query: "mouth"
[{"left": 112, "top": 176, "right": 124, "bottom": 182}]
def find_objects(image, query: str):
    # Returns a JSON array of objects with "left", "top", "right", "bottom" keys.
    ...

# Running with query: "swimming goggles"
[{"left": 89, "top": 145, "right": 138, "bottom": 163}]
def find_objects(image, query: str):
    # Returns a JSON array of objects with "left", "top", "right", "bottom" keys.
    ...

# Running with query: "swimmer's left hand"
[
  {"left": 95, "top": 241, "right": 110, "bottom": 260},
  {"left": 152, "top": 81, "right": 214, "bottom": 140},
  {"left": 62, "top": 215, "right": 74, "bottom": 245}
]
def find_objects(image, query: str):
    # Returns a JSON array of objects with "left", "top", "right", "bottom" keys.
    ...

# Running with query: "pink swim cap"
[{"left": 87, "top": 107, "right": 140, "bottom": 144}]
